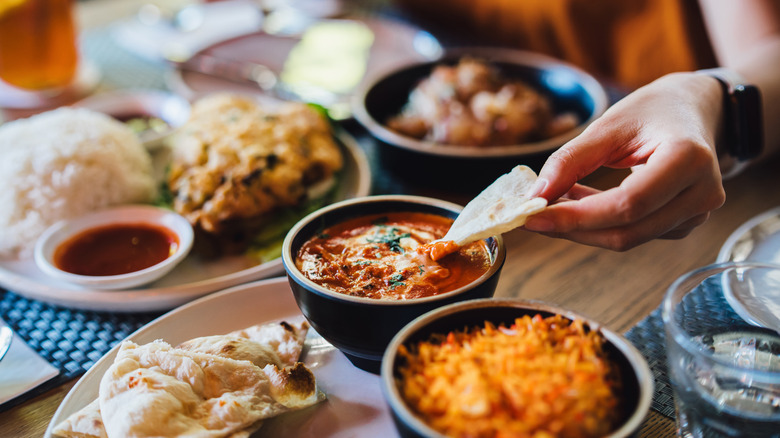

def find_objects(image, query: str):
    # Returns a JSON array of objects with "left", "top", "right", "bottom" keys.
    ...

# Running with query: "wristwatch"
[{"left": 697, "top": 68, "right": 764, "bottom": 177}]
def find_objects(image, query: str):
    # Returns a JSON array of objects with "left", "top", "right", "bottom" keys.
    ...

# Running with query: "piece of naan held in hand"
[
  {"left": 423, "top": 165, "right": 547, "bottom": 261},
  {"left": 51, "top": 320, "right": 314, "bottom": 438}
]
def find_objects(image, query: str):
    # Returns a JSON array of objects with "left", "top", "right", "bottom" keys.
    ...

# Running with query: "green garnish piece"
[
  {"left": 389, "top": 272, "right": 405, "bottom": 289},
  {"left": 366, "top": 228, "right": 410, "bottom": 254}
]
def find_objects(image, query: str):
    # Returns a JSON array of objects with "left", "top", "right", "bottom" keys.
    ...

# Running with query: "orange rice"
[{"left": 396, "top": 314, "right": 623, "bottom": 438}]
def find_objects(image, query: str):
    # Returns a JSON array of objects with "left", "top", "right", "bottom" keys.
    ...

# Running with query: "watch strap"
[{"left": 697, "top": 68, "right": 764, "bottom": 163}]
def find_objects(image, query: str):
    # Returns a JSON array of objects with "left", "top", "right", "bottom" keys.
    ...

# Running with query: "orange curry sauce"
[{"left": 295, "top": 212, "right": 492, "bottom": 299}]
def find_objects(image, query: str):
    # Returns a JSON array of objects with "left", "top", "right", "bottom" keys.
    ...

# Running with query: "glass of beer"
[
  {"left": 663, "top": 262, "right": 780, "bottom": 437},
  {"left": 0, "top": 0, "right": 80, "bottom": 106}
]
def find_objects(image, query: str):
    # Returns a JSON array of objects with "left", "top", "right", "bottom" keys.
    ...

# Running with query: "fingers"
[
  {"left": 530, "top": 141, "right": 713, "bottom": 230},
  {"left": 526, "top": 181, "right": 723, "bottom": 251},
  {"left": 658, "top": 213, "right": 710, "bottom": 240},
  {"left": 558, "top": 183, "right": 601, "bottom": 201},
  {"left": 530, "top": 118, "right": 639, "bottom": 201},
  {"left": 524, "top": 141, "right": 725, "bottom": 250},
  {"left": 532, "top": 211, "right": 710, "bottom": 251}
]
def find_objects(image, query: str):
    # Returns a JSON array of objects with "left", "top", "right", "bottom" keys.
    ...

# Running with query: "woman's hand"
[{"left": 523, "top": 72, "right": 727, "bottom": 251}]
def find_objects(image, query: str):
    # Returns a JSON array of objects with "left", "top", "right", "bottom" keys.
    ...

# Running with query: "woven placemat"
[
  {"left": 624, "top": 276, "right": 752, "bottom": 419},
  {"left": 0, "top": 290, "right": 161, "bottom": 412}
]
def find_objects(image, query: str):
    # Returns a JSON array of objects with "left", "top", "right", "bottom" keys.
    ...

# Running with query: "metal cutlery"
[
  {"left": 167, "top": 52, "right": 280, "bottom": 93},
  {"left": 0, "top": 325, "right": 13, "bottom": 362},
  {"left": 166, "top": 52, "right": 350, "bottom": 118}
]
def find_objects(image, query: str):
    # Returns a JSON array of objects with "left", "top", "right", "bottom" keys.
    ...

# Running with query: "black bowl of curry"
[
  {"left": 281, "top": 195, "right": 505, "bottom": 373},
  {"left": 381, "top": 299, "right": 653, "bottom": 438}
]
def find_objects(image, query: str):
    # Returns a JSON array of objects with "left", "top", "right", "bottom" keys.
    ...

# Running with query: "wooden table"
[
  {"left": 3, "top": 1, "right": 780, "bottom": 436},
  {"left": 3, "top": 150, "right": 779, "bottom": 437}
]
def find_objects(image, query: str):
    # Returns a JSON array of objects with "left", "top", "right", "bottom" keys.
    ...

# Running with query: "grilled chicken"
[{"left": 167, "top": 94, "right": 343, "bottom": 254}]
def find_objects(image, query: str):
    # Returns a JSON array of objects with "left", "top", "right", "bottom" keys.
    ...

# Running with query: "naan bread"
[
  {"left": 98, "top": 341, "right": 319, "bottom": 438},
  {"left": 226, "top": 320, "right": 308, "bottom": 367},
  {"left": 50, "top": 399, "right": 107, "bottom": 438},
  {"left": 52, "top": 320, "right": 314, "bottom": 438},
  {"left": 52, "top": 399, "right": 263, "bottom": 438},
  {"left": 177, "top": 335, "right": 285, "bottom": 369},
  {"left": 426, "top": 165, "right": 546, "bottom": 260},
  {"left": 176, "top": 320, "right": 309, "bottom": 369}
]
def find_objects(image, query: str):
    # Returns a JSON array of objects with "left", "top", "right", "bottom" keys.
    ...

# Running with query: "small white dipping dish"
[
  {"left": 34, "top": 205, "right": 194, "bottom": 290},
  {"left": 71, "top": 89, "right": 191, "bottom": 150}
]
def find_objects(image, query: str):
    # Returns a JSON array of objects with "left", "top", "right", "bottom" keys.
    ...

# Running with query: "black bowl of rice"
[{"left": 381, "top": 298, "right": 653, "bottom": 438}]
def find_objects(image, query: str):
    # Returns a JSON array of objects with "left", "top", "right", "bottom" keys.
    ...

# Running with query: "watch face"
[{"left": 732, "top": 84, "right": 763, "bottom": 161}]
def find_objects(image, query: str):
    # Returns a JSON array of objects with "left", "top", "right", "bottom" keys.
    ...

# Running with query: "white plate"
[
  {"left": 44, "top": 277, "right": 395, "bottom": 438},
  {"left": 166, "top": 16, "right": 443, "bottom": 119},
  {"left": 0, "top": 132, "right": 371, "bottom": 312},
  {"left": 71, "top": 89, "right": 192, "bottom": 150},
  {"left": 717, "top": 206, "right": 780, "bottom": 331},
  {"left": 718, "top": 206, "right": 780, "bottom": 264},
  {"left": 109, "top": 0, "right": 347, "bottom": 63},
  {"left": 0, "top": 61, "right": 101, "bottom": 110}
]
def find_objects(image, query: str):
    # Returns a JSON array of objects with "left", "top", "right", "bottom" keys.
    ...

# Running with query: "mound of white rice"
[{"left": 0, "top": 107, "right": 156, "bottom": 259}]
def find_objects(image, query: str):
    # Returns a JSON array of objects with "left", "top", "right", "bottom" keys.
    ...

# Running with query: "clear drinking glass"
[
  {"left": 663, "top": 262, "right": 780, "bottom": 438},
  {"left": 0, "top": 0, "right": 78, "bottom": 90},
  {"left": 0, "top": 0, "right": 83, "bottom": 110}
]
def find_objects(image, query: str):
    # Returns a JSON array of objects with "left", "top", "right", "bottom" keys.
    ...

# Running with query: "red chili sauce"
[
  {"left": 54, "top": 223, "right": 179, "bottom": 276},
  {"left": 295, "top": 212, "right": 492, "bottom": 299}
]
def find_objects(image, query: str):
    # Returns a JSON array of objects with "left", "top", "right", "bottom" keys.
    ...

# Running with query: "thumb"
[{"left": 529, "top": 122, "right": 630, "bottom": 201}]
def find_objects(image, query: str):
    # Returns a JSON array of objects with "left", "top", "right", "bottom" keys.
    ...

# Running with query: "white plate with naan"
[
  {"left": 45, "top": 276, "right": 395, "bottom": 437},
  {"left": 0, "top": 133, "right": 371, "bottom": 313}
]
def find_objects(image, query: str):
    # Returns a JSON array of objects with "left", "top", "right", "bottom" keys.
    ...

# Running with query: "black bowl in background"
[
  {"left": 381, "top": 298, "right": 653, "bottom": 438},
  {"left": 352, "top": 47, "right": 609, "bottom": 193},
  {"left": 281, "top": 195, "right": 505, "bottom": 373}
]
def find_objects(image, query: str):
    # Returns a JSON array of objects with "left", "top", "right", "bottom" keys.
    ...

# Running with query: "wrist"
[{"left": 695, "top": 68, "right": 763, "bottom": 179}]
